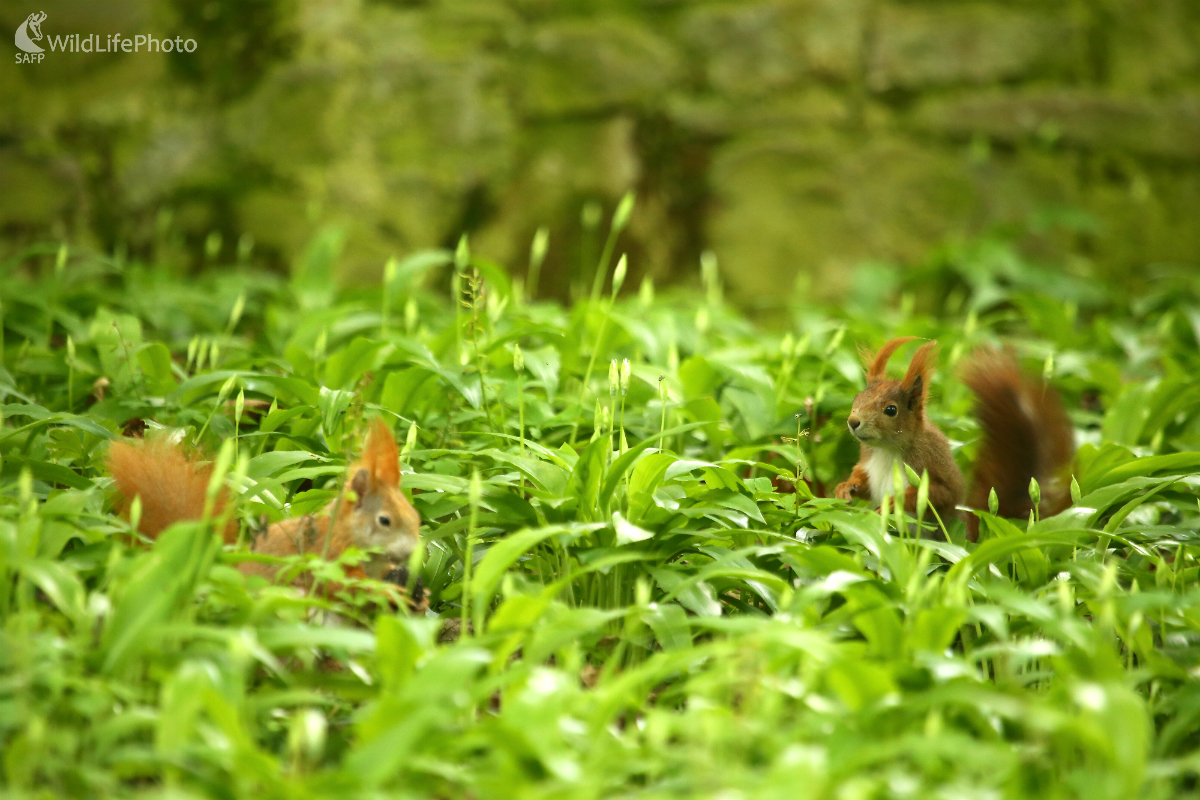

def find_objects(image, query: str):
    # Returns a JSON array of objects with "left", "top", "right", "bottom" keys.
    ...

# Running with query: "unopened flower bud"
[
  {"left": 404, "top": 297, "right": 418, "bottom": 333},
  {"left": 455, "top": 235, "right": 470, "bottom": 271},
  {"left": 612, "top": 191, "right": 635, "bottom": 232},
  {"left": 530, "top": 227, "right": 549, "bottom": 268},
  {"left": 611, "top": 254, "right": 628, "bottom": 296},
  {"left": 228, "top": 291, "right": 246, "bottom": 331}
]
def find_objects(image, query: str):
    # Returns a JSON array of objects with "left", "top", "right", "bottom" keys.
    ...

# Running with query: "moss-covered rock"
[{"left": 0, "top": 0, "right": 1197, "bottom": 294}]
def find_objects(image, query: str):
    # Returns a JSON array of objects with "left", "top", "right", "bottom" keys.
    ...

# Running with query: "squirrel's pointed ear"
[
  {"left": 901, "top": 341, "right": 937, "bottom": 412},
  {"left": 906, "top": 374, "right": 924, "bottom": 410},
  {"left": 351, "top": 467, "right": 370, "bottom": 500},
  {"left": 866, "top": 337, "right": 917, "bottom": 384},
  {"left": 364, "top": 418, "right": 401, "bottom": 486}
]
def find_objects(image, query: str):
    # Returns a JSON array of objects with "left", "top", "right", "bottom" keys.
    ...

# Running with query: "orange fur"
[
  {"left": 109, "top": 421, "right": 421, "bottom": 583},
  {"left": 901, "top": 342, "right": 938, "bottom": 413},
  {"left": 243, "top": 420, "right": 418, "bottom": 580},
  {"left": 960, "top": 350, "right": 1075, "bottom": 541},
  {"left": 362, "top": 417, "right": 401, "bottom": 487},
  {"left": 108, "top": 438, "right": 236, "bottom": 542},
  {"left": 836, "top": 338, "right": 964, "bottom": 527},
  {"left": 835, "top": 339, "right": 1076, "bottom": 542}
]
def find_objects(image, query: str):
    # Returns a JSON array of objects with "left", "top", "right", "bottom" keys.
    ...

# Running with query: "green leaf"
[
  {"left": 473, "top": 523, "right": 596, "bottom": 618},
  {"left": 678, "top": 356, "right": 720, "bottom": 400},
  {"left": 853, "top": 606, "right": 903, "bottom": 659},
  {"left": 136, "top": 342, "right": 178, "bottom": 394},
  {"left": 612, "top": 511, "right": 653, "bottom": 545},
  {"left": 480, "top": 449, "right": 569, "bottom": 496},
  {"left": 909, "top": 606, "right": 968, "bottom": 653},
  {"left": 649, "top": 567, "right": 721, "bottom": 617},
  {"left": 324, "top": 336, "right": 387, "bottom": 390},
  {"left": 643, "top": 603, "right": 691, "bottom": 650},
  {"left": 626, "top": 452, "right": 676, "bottom": 521},
  {"left": 599, "top": 422, "right": 708, "bottom": 509},
  {"left": 20, "top": 559, "right": 87, "bottom": 624},
  {"left": 100, "top": 522, "right": 221, "bottom": 674}
]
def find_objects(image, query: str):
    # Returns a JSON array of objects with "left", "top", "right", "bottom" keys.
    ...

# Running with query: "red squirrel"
[
  {"left": 108, "top": 418, "right": 421, "bottom": 581},
  {"left": 833, "top": 337, "right": 1074, "bottom": 540}
]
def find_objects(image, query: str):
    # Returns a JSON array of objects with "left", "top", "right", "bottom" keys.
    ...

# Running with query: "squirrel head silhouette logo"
[{"left": 15, "top": 11, "right": 47, "bottom": 54}]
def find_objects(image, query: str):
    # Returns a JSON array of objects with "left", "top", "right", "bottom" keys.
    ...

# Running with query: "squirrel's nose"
[{"left": 848, "top": 416, "right": 861, "bottom": 431}]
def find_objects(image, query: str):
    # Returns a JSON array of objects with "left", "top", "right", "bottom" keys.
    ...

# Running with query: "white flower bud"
[
  {"left": 404, "top": 297, "right": 419, "bottom": 333},
  {"left": 916, "top": 469, "right": 929, "bottom": 520},
  {"left": 611, "top": 254, "right": 628, "bottom": 296},
  {"left": 228, "top": 291, "right": 246, "bottom": 331},
  {"left": 455, "top": 234, "right": 470, "bottom": 271},
  {"left": 612, "top": 191, "right": 635, "bottom": 231},
  {"left": 530, "top": 227, "right": 549, "bottom": 268}
]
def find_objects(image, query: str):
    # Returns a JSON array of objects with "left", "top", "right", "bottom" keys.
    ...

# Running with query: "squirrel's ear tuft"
[
  {"left": 364, "top": 418, "right": 401, "bottom": 486},
  {"left": 866, "top": 337, "right": 917, "bottom": 384},
  {"left": 901, "top": 341, "right": 938, "bottom": 412}
]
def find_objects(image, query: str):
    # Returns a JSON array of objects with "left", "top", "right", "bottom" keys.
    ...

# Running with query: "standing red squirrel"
[
  {"left": 108, "top": 418, "right": 421, "bottom": 580},
  {"left": 833, "top": 337, "right": 1074, "bottom": 540}
]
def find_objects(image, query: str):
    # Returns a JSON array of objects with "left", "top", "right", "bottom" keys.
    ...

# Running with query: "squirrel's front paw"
[{"left": 834, "top": 480, "right": 860, "bottom": 501}]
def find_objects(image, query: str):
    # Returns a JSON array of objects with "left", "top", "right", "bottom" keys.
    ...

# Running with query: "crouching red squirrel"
[
  {"left": 833, "top": 337, "right": 1074, "bottom": 541},
  {"left": 108, "top": 418, "right": 421, "bottom": 585}
]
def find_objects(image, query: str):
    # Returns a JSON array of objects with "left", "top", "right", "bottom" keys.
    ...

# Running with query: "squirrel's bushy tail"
[
  {"left": 108, "top": 438, "right": 236, "bottom": 542},
  {"left": 962, "top": 352, "right": 1075, "bottom": 540}
]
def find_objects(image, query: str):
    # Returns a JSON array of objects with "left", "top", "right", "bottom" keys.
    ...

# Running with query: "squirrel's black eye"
[
  {"left": 884, "top": 404, "right": 898, "bottom": 417},
  {"left": 377, "top": 514, "right": 391, "bottom": 527}
]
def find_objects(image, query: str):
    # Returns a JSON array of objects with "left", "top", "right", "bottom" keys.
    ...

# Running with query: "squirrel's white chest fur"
[{"left": 864, "top": 448, "right": 908, "bottom": 506}]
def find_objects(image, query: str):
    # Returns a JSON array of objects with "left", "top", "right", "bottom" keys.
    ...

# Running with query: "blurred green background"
[{"left": 3, "top": 0, "right": 1198, "bottom": 311}]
